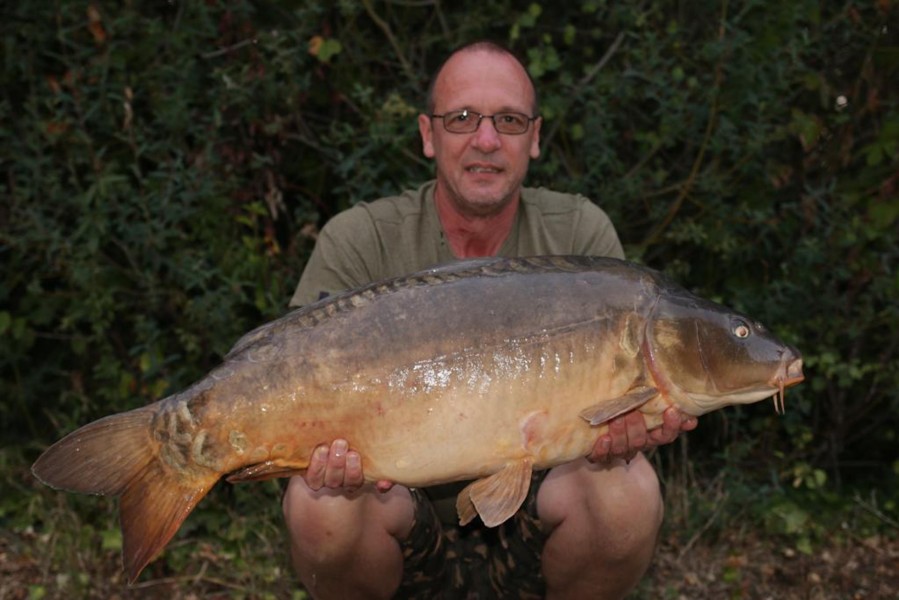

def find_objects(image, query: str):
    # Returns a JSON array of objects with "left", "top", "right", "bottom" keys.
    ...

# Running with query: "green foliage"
[{"left": 1, "top": 0, "right": 897, "bottom": 594}]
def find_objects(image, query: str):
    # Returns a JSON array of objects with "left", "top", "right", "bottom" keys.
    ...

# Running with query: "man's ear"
[
  {"left": 418, "top": 114, "right": 435, "bottom": 158},
  {"left": 529, "top": 116, "right": 542, "bottom": 160}
]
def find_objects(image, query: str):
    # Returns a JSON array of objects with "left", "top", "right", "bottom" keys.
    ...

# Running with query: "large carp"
[{"left": 32, "top": 256, "right": 803, "bottom": 582}]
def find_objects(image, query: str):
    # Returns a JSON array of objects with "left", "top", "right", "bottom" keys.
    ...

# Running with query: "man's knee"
[
  {"left": 539, "top": 455, "right": 663, "bottom": 558},
  {"left": 602, "top": 454, "right": 662, "bottom": 515},
  {"left": 590, "top": 455, "right": 663, "bottom": 558},
  {"left": 282, "top": 476, "right": 415, "bottom": 558},
  {"left": 283, "top": 477, "right": 356, "bottom": 561},
  {"left": 282, "top": 477, "right": 415, "bottom": 598},
  {"left": 538, "top": 456, "right": 663, "bottom": 598}
]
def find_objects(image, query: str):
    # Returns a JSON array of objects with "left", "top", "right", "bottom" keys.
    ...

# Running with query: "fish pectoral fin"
[
  {"left": 578, "top": 386, "right": 660, "bottom": 426},
  {"left": 455, "top": 458, "right": 533, "bottom": 528},
  {"left": 226, "top": 460, "right": 307, "bottom": 483}
]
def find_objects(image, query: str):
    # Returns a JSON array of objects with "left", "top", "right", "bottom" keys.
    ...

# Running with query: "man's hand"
[
  {"left": 588, "top": 407, "right": 698, "bottom": 464},
  {"left": 303, "top": 438, "right": 394, "bottom": 492}
]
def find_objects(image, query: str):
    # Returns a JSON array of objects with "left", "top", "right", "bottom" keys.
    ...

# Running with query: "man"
[{"left": 282, "top": 41, "right": 697, "bottom": 599}]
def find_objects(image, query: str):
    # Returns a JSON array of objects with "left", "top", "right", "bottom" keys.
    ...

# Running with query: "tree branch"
[
  {"left": 360, "top": 0, "right": 418, "bottom": 84},
  {"left": 541, "top": 31, "right": 625, "bottom": 150}
]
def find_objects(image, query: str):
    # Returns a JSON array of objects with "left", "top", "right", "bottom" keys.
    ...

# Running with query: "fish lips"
[{"left": 771, "top": 350, "right": 805, "bottom": 389}]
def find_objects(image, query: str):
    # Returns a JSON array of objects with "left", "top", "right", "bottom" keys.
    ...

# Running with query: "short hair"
[{"left": 425, "top": 40, "right": 539, "bottom": 116}]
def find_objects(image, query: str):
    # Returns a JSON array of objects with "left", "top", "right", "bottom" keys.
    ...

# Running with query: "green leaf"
[
  {"left": 101, "top": 528, "right": 123, "bottom": 551},
  {"left": 313, "top": 38, "right": 342, "bottom": 63}
]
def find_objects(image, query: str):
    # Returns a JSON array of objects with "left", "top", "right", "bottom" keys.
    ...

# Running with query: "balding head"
[{"left": 426, "top": 41, "right": 539, "bottom": 116}]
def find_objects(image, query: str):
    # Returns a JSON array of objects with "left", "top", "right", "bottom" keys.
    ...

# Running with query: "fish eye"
[{"left": 732, "top": 320, "right": 751, "bottom": 339}]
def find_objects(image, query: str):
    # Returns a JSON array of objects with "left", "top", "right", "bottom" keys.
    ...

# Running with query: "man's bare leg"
[
  {"left": 281, "top": 440, "right": 414, "bottom": 600},
  {"left": 537, "top": 453, "right": 663, "bottom": 599}
]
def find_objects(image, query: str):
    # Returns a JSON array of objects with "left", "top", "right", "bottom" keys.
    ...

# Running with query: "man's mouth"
[{"left": 466, "top": 165, "right": 502, "bottom": 174}]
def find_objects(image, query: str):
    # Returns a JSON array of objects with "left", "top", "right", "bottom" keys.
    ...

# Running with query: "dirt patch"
[{"left": 642, "top": 531, "right": 899, "bottom": 599}]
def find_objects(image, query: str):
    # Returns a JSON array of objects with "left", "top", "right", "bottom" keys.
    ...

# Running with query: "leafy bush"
[{"left": 1, "top": 0, "right": 897, "bottom": 593}]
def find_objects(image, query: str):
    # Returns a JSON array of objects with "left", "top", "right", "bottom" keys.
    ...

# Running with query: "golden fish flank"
[{"left": 31, "top": 255, "right": 803, "bottom": 583}]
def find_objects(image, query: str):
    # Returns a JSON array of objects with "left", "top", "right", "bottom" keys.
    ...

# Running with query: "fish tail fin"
[
  {"left": 119, "top": 457, "right": 216, "bottom": 582},
  {"left": 31, "top": 406, "right": 218, "bottom": 583}
]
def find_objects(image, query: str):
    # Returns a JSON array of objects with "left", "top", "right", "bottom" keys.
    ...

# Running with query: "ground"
[
  {"left": 641, "top": 531, "right": 898, "bottom": 599},
  {"left": 2, "top": 525, "right": 897, "bottom": 599},
  {"left": 3, "top": 455, "right": 897, "bottom": 599}
]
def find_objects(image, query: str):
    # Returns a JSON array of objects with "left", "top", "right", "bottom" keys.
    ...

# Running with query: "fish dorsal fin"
[
  {"left": 455, "top": 458, "right": 533, "bottom": 527},
  {"left": 226, "top": 459, "right": 307, "bottom": 483},
  {"left": 578, "top": 386, "right": 660, "bottom": 426}
]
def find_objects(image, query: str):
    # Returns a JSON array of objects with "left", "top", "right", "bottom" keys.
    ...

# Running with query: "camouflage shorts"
[{"left": 396, "top": 470, "right": 550, "bottom": 599}]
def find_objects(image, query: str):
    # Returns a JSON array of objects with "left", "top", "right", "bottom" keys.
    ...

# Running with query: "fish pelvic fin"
[
  {"left": 578, "top": 386, "right": 660, "bottom": 426},
  {"left": 456, "top": 458, "right": 533, "bottom": 527},
  {"left": 31, "top": 406, "right": 218, "bottom": 583}
]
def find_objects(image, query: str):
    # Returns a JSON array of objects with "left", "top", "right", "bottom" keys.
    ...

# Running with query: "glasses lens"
[
  {"left": 443, "top": 110, "right": 477, "bottom": 133},
  {"left": 493, "top": 113, "right": 530, "bottom": 134}
]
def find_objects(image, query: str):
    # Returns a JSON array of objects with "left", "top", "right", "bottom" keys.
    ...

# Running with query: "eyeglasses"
[{"left": 430, "top": 109, "right": 538, "bottom": 135}]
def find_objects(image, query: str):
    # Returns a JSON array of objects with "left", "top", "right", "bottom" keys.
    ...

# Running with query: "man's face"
[{"left": 418, "top": 50, "right": 541, "bottom": 217}]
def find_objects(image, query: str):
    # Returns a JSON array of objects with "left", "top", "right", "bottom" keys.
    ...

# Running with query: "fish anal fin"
[
  {"left": 456, "top": 487, "right": 478, "bottom": 527},
  {"left": 455, "top": 458, "right": 533, "bottom": 528},
  {"left": 579, "top": 386, "right": 659, "bottom": 426},
  {"left": 226, "top": 460, "right": 307, "bottom": 483}
]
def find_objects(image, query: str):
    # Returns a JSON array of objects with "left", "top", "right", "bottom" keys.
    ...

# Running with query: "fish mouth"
[{"left": 769, "top": 356, "right": 804, "bottom": 415}]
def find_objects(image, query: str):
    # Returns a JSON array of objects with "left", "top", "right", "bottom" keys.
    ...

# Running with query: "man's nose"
[{"left": 471, "top": 117, "right": 502, "bottom": 151}]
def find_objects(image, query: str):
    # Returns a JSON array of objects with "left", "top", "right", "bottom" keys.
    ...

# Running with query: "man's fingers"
[
  {"left": 344, "top": 450, "right": 364, "bottom": 487},
  {"left": 323, "top": 439, "right": 349, "bottom": 488},
  {"left": 603, "top": 411, "right": 647, "bottom": 462},
  {"left": 302, "top": 439, "right": 374, "bottom": 491},
  {"left": 375, "top": 480, "right": 395, "bottom": 492},
  {"left": 623, "top": 411, "right": 648, "bottom": 452},
  {"left": 606, "top": 416, "right": 628, "bottom": 458},
  {"left": 586, "top": 435, "right": 612, "bottom": 463},
  {"left": 305, "top": 444, "right": 329, "bottom": 490},
  {"left": 648, "top": 408, "right": 698, "bottom": 445},
  {"left": 680, "top": 414, "right": 698, "bottom": 432}
]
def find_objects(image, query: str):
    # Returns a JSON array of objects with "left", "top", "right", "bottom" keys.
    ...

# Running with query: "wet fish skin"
[{"left": 31, "top": 255, "right": 803, "bottom": 582}]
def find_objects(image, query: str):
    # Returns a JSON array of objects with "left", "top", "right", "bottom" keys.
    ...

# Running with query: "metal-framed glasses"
[{"left": 431, "top": 109, "right": 538, "bottom": 135}]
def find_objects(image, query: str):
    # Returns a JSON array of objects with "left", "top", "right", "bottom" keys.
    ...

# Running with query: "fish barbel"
[{"left": 31, "top": 256, "right": 804, "bottom": 582}]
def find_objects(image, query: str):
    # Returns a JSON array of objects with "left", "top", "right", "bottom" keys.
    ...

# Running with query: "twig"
[
  {"left": 853, "top": 493, "right": 899, "bottom": 532},
  {"left": 202, "top": 38, "right": 256, "bottom": 60},
  {"left": 676, "top": 473, "right": 729, "bottom": 562},
  {"left": 130, "top": 561, "right": 258, "bottom": 592},
  {"left": 640, "top": 0, "right": 730, "bottom": 249},
  {"left": 360, "top": 0, "right": 417, "bottom": 83}
]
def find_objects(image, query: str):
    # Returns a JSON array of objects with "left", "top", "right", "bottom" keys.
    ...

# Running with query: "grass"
[
  {"left": 2, "top": 445, "right": 305, "bottom": 599},
  {"left": 3, "top": 445, "right": 897, "bottom": 599}
]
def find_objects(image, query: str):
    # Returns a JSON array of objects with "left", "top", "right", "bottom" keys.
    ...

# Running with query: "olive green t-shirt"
[{"left": 289, "top": 180, "right": 624, "bottom": 307}]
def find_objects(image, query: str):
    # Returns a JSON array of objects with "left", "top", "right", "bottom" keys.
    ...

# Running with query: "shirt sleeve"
[
  {"left": 288, "top": 208, "right": 381, "bottom": 307},
  {"left": 571, "top": 201, "right": 626, "bottom": 259}
]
